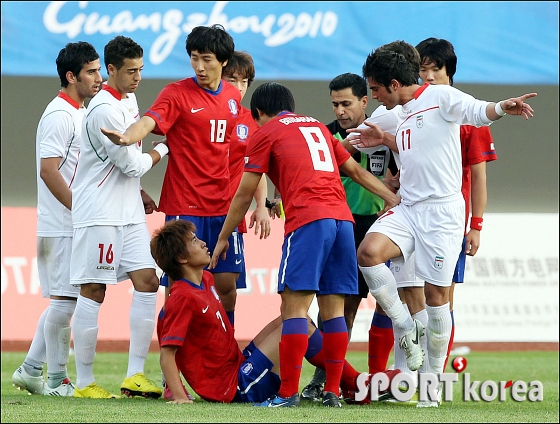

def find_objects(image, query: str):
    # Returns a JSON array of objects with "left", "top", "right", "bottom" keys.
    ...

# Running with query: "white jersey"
[
  {"left": 354, "top": 104, "right": 402, "bottom": 167},
  {"left": 72, "top": 85, "right": 153, "bottom": 228},
  {"left": 395, "top": 84, "right": 492, "bottom": 205},
  {"left": 36, "top": 92, "right": 84, "bottom": 237}
]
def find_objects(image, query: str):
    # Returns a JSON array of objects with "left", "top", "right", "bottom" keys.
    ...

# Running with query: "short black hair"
[
  {"left": 186, "top": 24, "right": 234, "bottom": 64},
  {"left": 222, "top": 51, "right": 255, "bottom": 86},
  {"left": 103, "top": 36, "right": 143, "bottom": 72},
  {"left": 415, "top": 37, "right": 457, "bottom": 85},
  {"left": 329, "top": 73, "right": 367, "bottom": 99},
  {"left": 250, "top": 82, "right": 295, "bottom": 120},
  {"left": 362, "top": 41, "right": 419, "bottom": 90},
  {"left": 56, "top": 42, "right": 99, "bottom": 88}
]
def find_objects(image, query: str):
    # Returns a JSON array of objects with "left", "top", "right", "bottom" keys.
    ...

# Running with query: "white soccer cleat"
[
  {"left": 399, "top": 319, "right": 425, "bottom": 371},
  {"left": 417, "top": 383, "right": 442, "bottom": 408},
  {"left": 43, "top": 378, "right": 75, "bottom": 396},
  {"left": 12, "top": 366, "right": 45, "bottom": 395}
]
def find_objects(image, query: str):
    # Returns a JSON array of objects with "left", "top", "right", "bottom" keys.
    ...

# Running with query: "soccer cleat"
[
  {"left": 386, "top": 391, "right": 419, "bottom": 405},
  {"left": 254, "top": 393, "right": 300, "bottom": 407},
  {"left": 399, "top": 319, "right": 425, "bottom": 371},
  {"left": 322, "top": 391, "right": 342, "bottom": 407},
  {"left": 12, "top": 366, "right": 45, "bottom": 395},
  {"left": 376, "top": 368, "right": 402, "bottom": 401},
  {"left": 121, "top": 372, "right": 162, "bottom": 399},
  {"left": 43, "top": 378, "right": 75, "bottom": 396},
  {"left": 74, "top": 382, "right": 120, "bottom": 399},
  {"left": 163, "top": 381, "right": 195, "bottom": 401},
  {"left": 301, "top": 382, "right": 323, "bottom": 402},
  {"left": 342, "top": 372, "right": 371, "bottom": 405}
]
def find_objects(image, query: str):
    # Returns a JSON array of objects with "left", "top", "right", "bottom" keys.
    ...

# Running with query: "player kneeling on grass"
[{"left": 152, "top": 220, "right": 395, "bottom": 406}]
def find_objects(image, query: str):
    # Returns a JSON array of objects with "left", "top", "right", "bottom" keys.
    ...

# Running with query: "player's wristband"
[
  {"left": 153, "top": 143, "right": 169, "bottom": 158},
  {"left": 470, "top": 216, "right": 483, "bottom": 231},
  {"left": 494, "top": 101, "right": 506, "bottom": 117}
]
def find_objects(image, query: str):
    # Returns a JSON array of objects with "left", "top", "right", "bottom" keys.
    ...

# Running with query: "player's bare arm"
[
  {"left": 40, "top": 157, "right": 72, "bottom": 210},
  {"left": 140, "top": 189, "right": 157, "bottom": 214},
  {"left": 487, "top": 93, "right": 537, "bottom": 121},
  {"left": 248, "top": 175, "right": 271, "bottom": 239},
  {"left": 101, "top": 115, "right": 157, "bottom": 146},
  {"left": 160, "top": 346, "right": 193, "bottom": 404}
]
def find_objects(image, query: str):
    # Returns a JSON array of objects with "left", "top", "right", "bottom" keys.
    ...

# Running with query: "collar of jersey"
[
  {"left": 57, "top": 91, "right": 80, "bottom": 110},
  {"left": 413, "top": 82, "right": 430, "bottom": 100},
  {"left": 176, "top": 277, "right": 205, "bottom": 290},
  {"left": 102, "top": 83, "right": 123, "bottom": 101},
  {"left": 193, "top": 76, "right": 222, "bottom": 95}
]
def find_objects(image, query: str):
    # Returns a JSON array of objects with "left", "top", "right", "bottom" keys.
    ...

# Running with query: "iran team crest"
[
  {"left": 434, "top": 255, "right": 444, "bottom": 269},
  {"left": 228, "top": 99, "right": 238, "bottom": 117},
  {"left": 416, "top": 115, "right": 424, "bottom": 128}
]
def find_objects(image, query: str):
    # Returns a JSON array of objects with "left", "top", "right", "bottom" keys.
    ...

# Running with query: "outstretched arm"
[
  {"left": 248, "top": 175, "right": 271, "bottom": 239},
  {"left": 486, "top": 93, "right": 537, "bottom": 121},
  {"left": 101, "top": 115, "right": 157, "bottom": 146},
  {"left": 160, "top": 346, "right": 193, "bottom": 404}
]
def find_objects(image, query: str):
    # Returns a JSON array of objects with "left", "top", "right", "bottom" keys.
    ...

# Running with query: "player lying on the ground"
[{"left": 151, "top": 219, "right": 399, "bottom": 405}]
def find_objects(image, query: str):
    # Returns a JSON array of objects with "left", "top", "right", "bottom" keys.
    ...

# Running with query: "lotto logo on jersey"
[
  {"left": 236, "top": 124, "right": 249, "bottom": 140},
  {"left": 228, "top": 99, "right": 238, "bottom": 117},
  {"left": 416, "top": 115, "right": 424, "bottom": 128},
  {"left": 434, "top": 255, "right": 444, "bottom": 269}
]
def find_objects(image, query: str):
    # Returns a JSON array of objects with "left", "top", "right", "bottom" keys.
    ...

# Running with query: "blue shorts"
[
  {"left": 452, "top": 236, "right": 467, "bottom": 283},
  {"left": 233, "top": 347, "right": 281, "bottom": 403},
  {"left": 277, "top": 219, "right": 358, "bottom": 295},
  {"left": 159, "top": 215, "right": 245, "bottom": 287}
]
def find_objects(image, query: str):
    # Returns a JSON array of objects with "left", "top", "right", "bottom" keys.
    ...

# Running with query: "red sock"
[
  {"left": 444, "top": 322, "right": 455, "bottom": 372},
  {"left": 322, "top": 331, "right": 347, "bottom": 395},
  {"left": 278, "top": 333, "right": 308, "bottom": 398},
  {"left": 368, "top": 325, "right": 394, "bottom": 374}
]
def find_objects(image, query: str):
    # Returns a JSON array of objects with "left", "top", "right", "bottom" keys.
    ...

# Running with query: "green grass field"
[{"left": 1, "top": 350, "right": 558, "bottom": 423}]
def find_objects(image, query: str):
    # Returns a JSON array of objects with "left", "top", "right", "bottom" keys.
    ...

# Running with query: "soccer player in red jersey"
[
  {"left": 210, "top": 83, "right": 400, "bottom": 407},
  {"left": 101, "top": 25, "right": 263, "bottom": 328},
  {"left": 153, "top": 220, "right": 373, "bottom": 405}
]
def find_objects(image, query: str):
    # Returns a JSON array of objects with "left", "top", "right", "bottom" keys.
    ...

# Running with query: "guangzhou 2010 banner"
[{"left": 1, "top": 1, "right": 558, "bottom": 84}]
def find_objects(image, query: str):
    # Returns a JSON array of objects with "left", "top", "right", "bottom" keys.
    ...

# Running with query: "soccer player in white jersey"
[
  {"left": 11, "top": 42, "right": 102, "bottom": 397},
  {"left": 347, "top": 41, "right": 536, "bottom": 407},
  {"left": 70, "top": 36, "right": 168, "bottom": 399}
]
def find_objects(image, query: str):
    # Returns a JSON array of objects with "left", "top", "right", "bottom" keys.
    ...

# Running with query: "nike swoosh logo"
[
  {"left": 235, "top": 259, "right": 242, "bottom": 265},
  {"left": 202, "top": 306, "right": 209, "bottom": 313},
  {"left": 191, "top": 107, "right": 204, "bottom": 113},
  {"left": 412, "top": 327, "right": 420, "bottom": 345},
  {"left": 135, "top": 382, "right": 141, "bottom": 387}
]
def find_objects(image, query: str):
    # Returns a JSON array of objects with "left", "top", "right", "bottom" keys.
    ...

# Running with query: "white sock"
[
  {"left": 23, "top": 307, "right": 48, "bottom": 375},
  {"left": 127, "top": 290, "right": 157, "bottom": 377},
  {"left": 360, "top": 264, "right": 414, "bottom": 337},
  {"left": 45, "top": 299, "right": 76, "bottom": 374},
  {"left": 72, "top": 295, "right": 101, "bottom": 389},
  {"left": 394, "top": 304, "right": 415, "bottom": 379},
  {"left": 426, "top": 303, "right": 452, "bottom": 375},
  {"left": 412, "top": 308, "right": 430, "bottom": 376}
]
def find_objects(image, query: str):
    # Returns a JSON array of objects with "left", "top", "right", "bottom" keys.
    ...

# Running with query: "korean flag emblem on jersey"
[
  {"left": 237, "top": 124, "right": 249, "bottom": 141},
  {"left": 416, "top": 115, "right": 424, "bottom": 128},
  {"left": 228, "top": 99, "right": 239, "bottom": 117},
  {"left": 434, "top": 255, "right": 444, "bottom": 269},
  {"left": 210, "top": 285, "right": 221, "bottom": 302}
]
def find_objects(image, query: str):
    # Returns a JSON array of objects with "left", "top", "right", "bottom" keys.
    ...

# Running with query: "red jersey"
[
  {"left": 245, "top": 112, "right": 353, "bottom": 236},
  {"left": 145, "top": 78, "right": 241, "bottom": 216},
  {"left": 158, "top": 271, "right": 244, "bottom": 403},
  {"left": 460, "top": 125, "right": 497, "bottom": 230},
  {"left": 228, "top": 106, "right": 259, "bottom": 233}
]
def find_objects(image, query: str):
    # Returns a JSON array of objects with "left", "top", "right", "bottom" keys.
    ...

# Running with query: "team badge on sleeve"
[{"left": 434, "top": 255, "right": 444, "bottom": 269}]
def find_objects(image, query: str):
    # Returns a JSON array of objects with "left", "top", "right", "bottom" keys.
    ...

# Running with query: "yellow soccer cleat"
[
  {"left": 74, "top": 382, "right": 120, "bottom": 399},
  {"left": 120, "top": 373, "right": 162, "bottom": 399}
]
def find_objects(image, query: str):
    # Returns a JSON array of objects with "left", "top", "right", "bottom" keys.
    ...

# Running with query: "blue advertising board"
[{"left": 1, "top": 1, "right": 558, "bottom": 84}]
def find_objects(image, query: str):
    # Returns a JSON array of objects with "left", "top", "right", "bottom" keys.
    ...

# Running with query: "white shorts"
[
  {"left": 368, "top": 194, "right": 464, "bottom": 287},
  {"left": 37, "top": 236, "right": 79, "bottom": 298},
  {"left": 70, "top": 223, "right": 155, "bottom": 286},
  {"left": 390, "top": 253, "right": 424, "bottom": 289}
]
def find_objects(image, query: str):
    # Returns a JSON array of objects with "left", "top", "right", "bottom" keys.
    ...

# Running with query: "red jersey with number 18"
[
  {"left": 245, "top": 112, "right": 353, "bottom": 236},
  {"left": 145, "top": 78, "right": 241, "bottom": 216}
]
